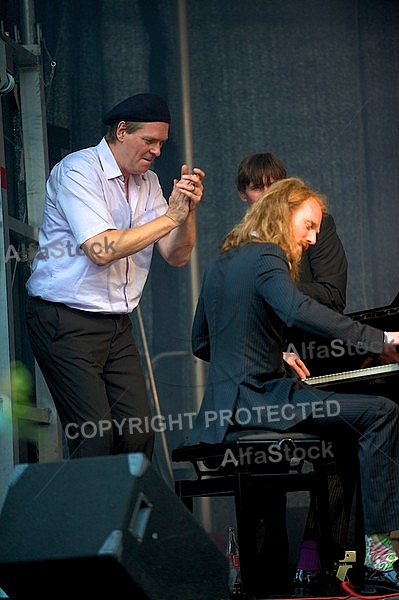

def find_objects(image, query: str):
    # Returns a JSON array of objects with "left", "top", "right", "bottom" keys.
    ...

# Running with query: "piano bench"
[{"left": 172, "top": 429, "right": 334, "bottom": 598}]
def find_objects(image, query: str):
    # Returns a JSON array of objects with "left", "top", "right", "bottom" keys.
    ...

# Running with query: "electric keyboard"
[
  {"left": 296, "top": 298, "right": 399, "bottom": 398},
  {"left": 304, "top": 362, "right": 399, "bottom": 387},
  {"left": 294, "top": 301, "right": 399, "bottom": 378}
]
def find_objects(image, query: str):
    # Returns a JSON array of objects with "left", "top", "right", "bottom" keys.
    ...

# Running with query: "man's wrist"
[{"left": 164, "top": 212, "right": 180, "bottom": 225}]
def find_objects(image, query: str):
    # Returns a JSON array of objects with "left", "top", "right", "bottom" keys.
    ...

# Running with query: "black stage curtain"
[{"left": 4, "top": 0, "right": 399, "bottom": 456}]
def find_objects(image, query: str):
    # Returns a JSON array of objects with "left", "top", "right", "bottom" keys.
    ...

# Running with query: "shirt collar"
[{"left": 96, "top": 137, "right": 147, "bottom": 185}]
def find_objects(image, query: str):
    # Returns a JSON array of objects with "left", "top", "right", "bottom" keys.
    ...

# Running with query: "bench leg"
[
  {"left": 311, "top": 462, "right": 336, "bottom": 574},
  {"left": 174, "top": 481, "right": 194, "bottom": 512},
  {"left": 235, "top": 474, "right": 290, "bottom": 598}
]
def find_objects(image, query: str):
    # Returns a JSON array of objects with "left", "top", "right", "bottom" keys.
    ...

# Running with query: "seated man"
[
  {"left": 186, "top": 177, "right": 399, "bottom": 597},
  {"left": 236, "top": 152, "right": 350, "bottom": 588}
]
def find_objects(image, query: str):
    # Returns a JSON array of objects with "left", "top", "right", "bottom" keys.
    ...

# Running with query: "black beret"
[{"left": 102, "top": 93, "right": 171, "bottom": 125}]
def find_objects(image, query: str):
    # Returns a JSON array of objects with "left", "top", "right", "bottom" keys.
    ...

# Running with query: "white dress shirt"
[{"left": 26, "top": 137, "right": 168, "bottom": 313}]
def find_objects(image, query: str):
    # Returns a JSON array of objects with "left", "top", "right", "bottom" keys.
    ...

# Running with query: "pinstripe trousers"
[{"left": 290, "top": 392, "right": 399, "bottom": 535}]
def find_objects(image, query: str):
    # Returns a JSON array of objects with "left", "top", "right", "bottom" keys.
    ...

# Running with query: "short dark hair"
[
  {"left": 235, "top": 153, "right": 287, "bottom": 193},
  {"left": 105, "top": 121, "right": 144, "bottom": 143}
]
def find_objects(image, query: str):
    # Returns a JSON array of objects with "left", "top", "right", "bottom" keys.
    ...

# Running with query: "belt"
[{"left": 28, "top": 296, "right": 125, "bottom": 318}]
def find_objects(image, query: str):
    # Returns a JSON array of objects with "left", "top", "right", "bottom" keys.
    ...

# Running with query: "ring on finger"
[{"left": 191, "top": 183, "right": 195, "bottom": 192}]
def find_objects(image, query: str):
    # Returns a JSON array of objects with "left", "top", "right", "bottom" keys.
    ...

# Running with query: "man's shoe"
[
  {"left": 294, "top": 567, "right": 342, "bottom": 597},
  {"left": 364, "top": 560, "right": 399, "bottom": 594},
  {"left": 294, "top": 568, "right": 322, "bottom": 596}
]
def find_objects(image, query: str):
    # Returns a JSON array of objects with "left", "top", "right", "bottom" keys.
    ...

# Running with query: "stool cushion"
[
  {"left": 224, "top": 429, "right": 322, "bottom": 443},
  {"left": 172, "top": 429, "right": 325, "bottom": 477}
]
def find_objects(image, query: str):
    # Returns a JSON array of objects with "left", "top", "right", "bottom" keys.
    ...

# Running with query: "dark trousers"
[
  {"left": 291, "top": 392, "right": 399, "bottom": 535},
  {"left": 26, "top": 297, "right": 154, "bottom": 459},
  {"left": 250, "top": 392, "right": 399, "bottom": 596}
]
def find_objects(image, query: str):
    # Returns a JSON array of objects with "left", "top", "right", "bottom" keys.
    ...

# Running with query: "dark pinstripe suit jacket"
[{"left": 185, "top": 243, "right": 383, "bottom": 445}]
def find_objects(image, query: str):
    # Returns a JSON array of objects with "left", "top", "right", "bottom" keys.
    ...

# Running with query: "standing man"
[
  {"left": 236, "top": 152, "right": 347, "bottom": 312},
  {"left": 26, "top": 93, "right": 205, "bottom": 460}
]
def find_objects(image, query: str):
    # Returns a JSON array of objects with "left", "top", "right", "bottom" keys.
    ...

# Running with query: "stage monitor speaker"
[{"left": 0, "top": 453, "right": 229, "bottom": 599}]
